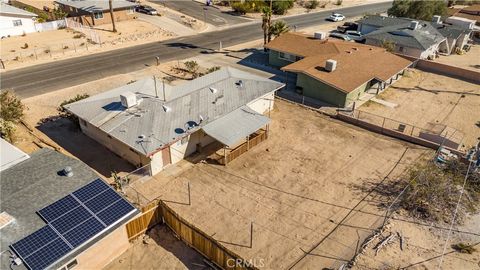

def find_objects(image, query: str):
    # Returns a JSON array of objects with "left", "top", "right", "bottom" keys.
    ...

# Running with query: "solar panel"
[
  {"left": 62, "top": 217, "right": 105, "bottom": 248},
  {"left": 12, "top": 179, "right": 138, "bottom": 270},
  {"left": 72, "top": 179, "right": 110, "bottom": 202},
  {"left": 97, "top": 199, "right": 136, "bottom": 226},
  {"left": 38, "top": 195, "right": 79, "bottom": 222},
  {"left": 22, "top": 238, "right": 71, "bottom": 270},
  {"left": 11, "top": 226, "right": 58, "bottom": 258},
  {"left": 51, "top": 206, "right": 92, "bottom": 234},
  {"left": 84, "top": 188, "right": 122, "bottom": 213}
]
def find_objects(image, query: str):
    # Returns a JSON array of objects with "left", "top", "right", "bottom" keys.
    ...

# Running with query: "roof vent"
[
  {"left": 63, "top": 166, "right": 73, "bottom": 177},
  {"left": 325, "top": 59, "right": 337, "bottom": 72},
  {"left": 432, "top": 15, "right": 441, "bottom": 24},
  {"left": 409, "top": 21, "right": 419, "bottom": 30},
  {"left": 138, "top": 134, "right": 146, "bottom": 139},
  {"left": 314, "top": 31, "right": 327, "bottom": 40},
  {"left": 235, "top": 80, "right": 244, "bottom": 88},
  {"left": 162, "top": 105, "right": 171, "bottom": 112},
  {"left": 120, "top": 92, "right": 137, "bottom": 108},
  {"left": 209, "top": 87, "right": 218, "bottom": 94}
]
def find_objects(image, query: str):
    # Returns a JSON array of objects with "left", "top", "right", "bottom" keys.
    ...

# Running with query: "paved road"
[
  {"left": 1, "top": 2, "right": 391, "bottom": 98},
  {"left": 156, "top": 0, "right": 250, "bottom": 26}
]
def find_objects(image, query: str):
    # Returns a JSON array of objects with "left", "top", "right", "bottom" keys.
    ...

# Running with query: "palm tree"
[
  {"left": 261, "top": 6, "right": 272, "bottom": 51},
  {"left": 109, "top": 0, "right": 117, "bottom": 32},
  {"left": 269, "top": 20, "right": 289, "bottom": 40}
]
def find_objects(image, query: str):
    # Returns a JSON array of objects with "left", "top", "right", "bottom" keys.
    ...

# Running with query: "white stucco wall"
[
  {"left": 0, "top": 14, "right": 36, "bottom": 37},
  {"left": 247, "top": 91, "right": 275, "bottom": 114}
]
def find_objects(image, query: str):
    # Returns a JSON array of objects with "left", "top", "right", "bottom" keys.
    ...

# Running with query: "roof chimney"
[
  {"left": 314, "top": 31, "right": 327, "bottom": 40},
  {"left": 432, "top": 15, "right": 441, "bottom": 24},
  {"left": 409, "top": 21, "right": 419, "bottom": 30},
  {"left": 325, "top": 59, "right": 337, "bottom": 72}
]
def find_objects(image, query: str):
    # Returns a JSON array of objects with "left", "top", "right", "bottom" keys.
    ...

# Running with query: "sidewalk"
[{"left": 137, "top": 13, "right": 197, "bottom": 36}]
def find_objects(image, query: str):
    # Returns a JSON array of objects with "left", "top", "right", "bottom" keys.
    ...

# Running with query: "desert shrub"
[
  {"left": 73, "top": 33, "right": 84, "bottom": 39},
  {"left": 21, "top": 43, "right": 28, "bottom": 49},
  {"left": 334, "top": 0, "right": 343, "bottom": 5},
  {"left": 304, "top": 0, "right": 320, "bottom": 9},
  {"left": 58, "top": 94, "right": 90, "bottom": 123},
  {"left": 184, "top": 60, "right": 200, "bottom": 78},
  {"left": 271, "top": 0, "right": 294, "bottom": 14},
  {"left": 231, "top": 0, "right": 266, "bottom": 13},
  {"left": 381, "top": 39, "right": 396, "bottom": 52},
  {"left": 44, "top": 49, "right": 50, "bottom": 54},
  {"left": 63, "top": 45, "right": 69, "bottom": 49},
  {"left": 451, "top": 243, "right": 477, "bottom": 254},
  {"left": 0, "top": 90, "right": 25, "bottom": 142},
  {"left": 206, "top": 66, "right": 221, "bottom": 74}
]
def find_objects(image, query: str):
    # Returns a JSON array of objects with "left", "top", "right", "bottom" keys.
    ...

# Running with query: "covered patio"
[{"left": 202, "top": 106, "right": 271, "bottom": 165}]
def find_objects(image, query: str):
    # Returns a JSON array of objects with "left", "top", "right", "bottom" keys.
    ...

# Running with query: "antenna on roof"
[{"left": 153, "top": 76, "right": 158, "bottom": 98}]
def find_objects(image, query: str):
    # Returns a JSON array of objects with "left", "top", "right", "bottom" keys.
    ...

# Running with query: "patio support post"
[
  {"left": 224, "top": 146, "right": 228, "bottom": 165},
  {"left": 247, "top": 135, "right": 250, "bottom": 151}
]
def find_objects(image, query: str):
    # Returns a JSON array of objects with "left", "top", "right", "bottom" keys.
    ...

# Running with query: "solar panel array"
[{"left": 10, "top": 179, "right": 137, "bottom": 270}]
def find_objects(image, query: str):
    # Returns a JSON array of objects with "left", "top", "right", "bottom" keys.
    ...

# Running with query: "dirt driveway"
[
  {"left": 360, "top": 70, "right": 480, "bottom": 148},
  {"left": 130, "top": 99, "right": 429, "bottom": 269}
]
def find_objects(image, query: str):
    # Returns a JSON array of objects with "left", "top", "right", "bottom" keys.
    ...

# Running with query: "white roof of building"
[
  {"left": 202, "top": 106, "right": 271, "bottom": 147},
  {"left": 65, "top": 67, "right": 284, "bottom": 155},
  {"left": 0, "top": 3, "right": 37, "bottom": 17},
  {"left": 0, "top": 138, "right": 30, "bottom": 171}
]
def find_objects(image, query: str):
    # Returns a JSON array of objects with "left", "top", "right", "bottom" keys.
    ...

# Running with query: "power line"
[{"left": 437, "top": 159, "right": 474, "bottom": 269}]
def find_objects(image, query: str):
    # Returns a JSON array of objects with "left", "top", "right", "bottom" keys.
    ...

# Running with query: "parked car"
[
  {"left": 336, "top": 22, "right": 358, "bottom": 33},
  {"left": 344, "top": 30, "right": 365, "bottom": 42},
  {"left": 327, "top": 13, "right": 345, "bottom": 22},
  {"left": 329, "top": 31, "right": 353, "bottom": 41},
  {"left": 135, "top": 5, "right": 157, "bottom": 15}
]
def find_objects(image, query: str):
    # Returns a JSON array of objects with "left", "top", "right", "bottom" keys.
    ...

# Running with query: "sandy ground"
[
  {"left": 17, "top": 0, "right": 55, "bottom": 10},
  {"left": 127, "top": 99, "right": 430, "bottom": 269},
  {"left": 0, "top": 19, "right": 175, "bottom": 70},
  {"left": 105, "top": 225, "right": 209, "bottom": 270},
  {"left": 359, "top": 70, "right": 480, "bottom": 148},
  {"left": 435, "top": 44, "right": 480, "bottom": 72}
]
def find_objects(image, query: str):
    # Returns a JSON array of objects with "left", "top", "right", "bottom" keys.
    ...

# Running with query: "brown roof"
[
  {"left": 447, "top": 6, "right": 480, "bottom": 22},
  {"left": 268, "top": 33, "right": 412, "bottom": 93}
]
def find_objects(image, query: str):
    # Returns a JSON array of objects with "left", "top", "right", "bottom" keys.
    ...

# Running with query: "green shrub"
[
  {"left": 305, "top": 0, "right": 320, "bottom": 9},
  {"left": 271, "top": 0, "right": 294, "bottom": 14},
  {"left": 0, "top": 90, "right": 25, "bottom": 142},
  {"left": 334, "top": 0, "right": 343, "bottom": 5}
]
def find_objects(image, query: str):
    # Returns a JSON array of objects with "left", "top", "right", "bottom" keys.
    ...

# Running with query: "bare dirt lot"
[
  {"left": 435, "top": 44, "right": 480, "bottom": 72},
  {"left": 129, "top": 99, "right": 430, "bottom": 269},
  {"left": 105, "top": 225, "right": 208, "bottom": 270},
  {"left": 360, "top": 70, "right": 480, "bottom": 148}
]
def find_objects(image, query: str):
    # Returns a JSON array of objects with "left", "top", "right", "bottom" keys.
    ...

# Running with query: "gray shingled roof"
[
  {"left": 54, "top": 0, "right": 136, "bottom": 12},
  {"left": 65, "top": 67, "right": 284, "bottom": 156},
  {"left": 360, "top": 15, "right": 466, "bottom": 50},
  {"left": 202, "top": 106, "right": 271, "bottom": 147},
  {"left": 0, "top": 3, "right": 37, "bottom": 17},
  {"left": 0, "top": 149, "right": 99, "bottom": 270}
]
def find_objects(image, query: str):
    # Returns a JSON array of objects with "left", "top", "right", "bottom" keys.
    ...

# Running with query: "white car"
[
  {"left": 344, "top": 30, "right": 365, "bottom": 42},
  {"left": 328, "top": 13, "right": 345, "bottom": 22}
]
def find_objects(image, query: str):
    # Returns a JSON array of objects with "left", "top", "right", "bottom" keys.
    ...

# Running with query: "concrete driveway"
[{"left": 137, "top": 13, "right": 197, "bottom": 36}]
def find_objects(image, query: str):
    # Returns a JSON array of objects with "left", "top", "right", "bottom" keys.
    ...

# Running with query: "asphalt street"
[
  {"left": 0, "top": 2, "right": 392, "bottom": 98},
  {"left": 156, "top": 0, "right": 251, "bottom": 26}
]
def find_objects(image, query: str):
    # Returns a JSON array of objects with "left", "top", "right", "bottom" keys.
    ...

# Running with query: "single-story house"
[
  {"left": 0, "top": 148, "right": 139, "bottom": 270},
  {"left": 265, "top": 32, "right": 412, "bottom": 107},
  {"left": 447, "top": 4, "right": 480, "bottom": 26},
  {"left": 65, "top": 67, "right": 285, "bottom": 175},
  {"left": 0, "top": 3, "right": 37, "bottom": 38},
  {"left": 358, "top": 15, "right": 471, "bottom": 57},
  {"left": 55, "top": 0, "right": 136, "bottom": 26}
]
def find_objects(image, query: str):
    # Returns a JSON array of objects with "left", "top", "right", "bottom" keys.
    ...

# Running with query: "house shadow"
[
  {"left": 146, "top": 225, "right": 211, "bottom": 269},
  {"left": 37, "top": 117, "right": 135, "bottom": 178}
]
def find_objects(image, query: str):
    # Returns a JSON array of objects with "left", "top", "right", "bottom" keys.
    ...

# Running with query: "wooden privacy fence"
[
  {"left": 223, "top": 129, "right": 268, "bottom": 164},
  {"left": 126, "top": 200, "right": 257, "bottom": 270}
]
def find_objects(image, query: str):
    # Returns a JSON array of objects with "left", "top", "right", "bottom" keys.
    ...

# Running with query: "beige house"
[
  {"left": 65, "top": 67, "right": 284, "bottom": 175},
  {"left": 0, "top": 148, "right": 138, "bottom": 270},
  {"left": 55, "top": 0, "right": 136, "bottom": 26}
]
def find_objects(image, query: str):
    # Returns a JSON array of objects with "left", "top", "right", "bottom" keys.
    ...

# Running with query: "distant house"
[
  {"left": 266, "top": 32, "right": 412, "bottom": 107},
  {"left": 65, "top": 67, "right": 284, "bottom": 175},
  {"left": 0, "top": 148, "right": 139, "bottom": 270},
  {"left": 0, "top": 3, "right": 37, "bottom": 38},
  {"left": 358, "top": 15, "right": 472, "bottom": 58},
  {"left": 447, "top": 4, "right": 480, "bottom": 26},
  {"left": 55, "top": 0, "right": 136, "bottom": 26}
]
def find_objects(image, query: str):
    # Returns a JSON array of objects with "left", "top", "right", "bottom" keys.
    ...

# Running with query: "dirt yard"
[
  {"left": 360, "top": 70, "right": 480, "bottom": 149},
  {"left": 105, "top": 225, "right": 209, "bottom": 270},
  {"left": 127, "top": 99, "right": 430, "bottom": 269},
  {"left": 435, "top": 44, "right": 480, "bottom": 72}
]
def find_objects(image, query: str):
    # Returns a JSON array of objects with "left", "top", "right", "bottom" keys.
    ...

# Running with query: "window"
[
  {"left": 13, "top": 20, "right": 22, "bottom": 27},
  {"left": 93, "top": 11, "right": 103, "bottom": 19},
  {"left": 278, "top": 52, "right": 297, "bottom": 62}
]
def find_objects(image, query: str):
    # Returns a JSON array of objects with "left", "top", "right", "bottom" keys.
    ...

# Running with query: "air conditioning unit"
[
  {"left": 120, "top": 92, "right": 137, "bottom": 108},
  {"left": 432, "top": 15, "right": 441, "bottom": 24},
  {"left": 409, "top": 21, "right": 419, "bottom": 30},
  {"left": 314, "top": 31, "right": 327, "bottom": 40},
  {"left": 325, "top": 59, "right": 337, "bottom": 72}
]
